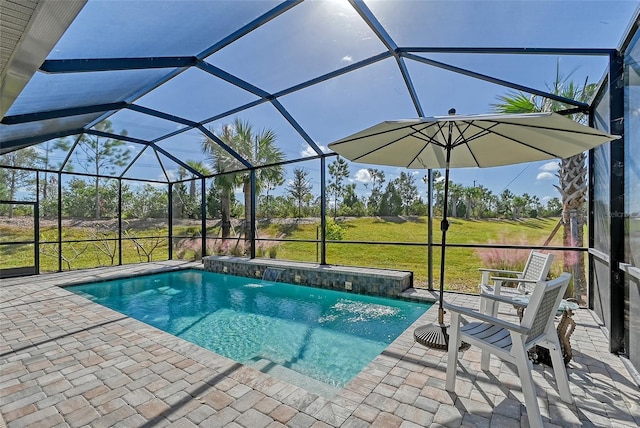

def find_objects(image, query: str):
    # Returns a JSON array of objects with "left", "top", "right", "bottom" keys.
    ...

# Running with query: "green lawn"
[
  {"left": 256, "top": 216, "right": 566, "bottom": 292},
  {"left": 0, "top": 216, "right": 571, "bottom": 294}
]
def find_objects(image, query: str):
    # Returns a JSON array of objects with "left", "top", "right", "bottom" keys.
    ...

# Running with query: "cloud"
[
  {"left": 341, "top": 55, "right": 353, "bottom": 63},
  {"left": 165, "top": 169, "right": 178, "bottom": 182},
  {"left": 535, "top": 161, "right": 558, "bottom": 181},
  {"left": 301, "top": 145, "right": 328, "bottom": 157},
  {"left": 539, "top": 161, "right": 559, "bottom": 172},
  {"left": 536, "top": 172, "right": 555, "bottom": 181},
  {"left": 354, "top": 169, "right": 371, "bottom": 183}
]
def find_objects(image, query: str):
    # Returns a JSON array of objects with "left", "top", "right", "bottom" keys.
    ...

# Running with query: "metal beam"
[
  {"left": 82, "top": 129, "right": 200, "bottom": 178},
  {"left": 1, "top": 102, "right": 127, "bottom": 125},
  {"left": 608, "top": 51, "right": 625, "bottom": 354},
  {"left": 126, "top": 104, "right": 199, "bottom": 127},
  {"left": 198, "top": 0, "right": 303, "bottom": 58},
  {"left": 348, "top": 0, "right": 397, "bottom": 53},
  {"left": 0, "top": 128, "right": 83, "bottom": 153},
  {"left": 348, "top": 0, "right": 424, "bottom": 117},
  {"left": 270, "top": 99, "right": 323, "bottom": 155},
  {"left": 198, "top": 125, "right": 252, "bottom": 169},
  {"left": 40, "top": 57, "right": 198, "bottom": 73},
  {"left": 1, "top": 0, "right": 86, "bottom": 118},
  {"left": 396, "top": 57, "right": 425, "bottom": 117},
  {"left": 150, "top": 142, "right": 203, "bottom": 179},
  {"left": 272, "top": 52, "right": 392, "bottom": 99},
  {"left": 398, "top": 47, "right": 616, "bottom": 56},
  {"left": 403, "top": 52, "right": 589, "bottom": 109},
  {"left": 197, "top": 61, "right": 272, "bottom": 99}
]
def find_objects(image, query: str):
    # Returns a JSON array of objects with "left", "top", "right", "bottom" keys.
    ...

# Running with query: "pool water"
[{"left": 67, "top": 269, "right": 429, "bottom": 388}]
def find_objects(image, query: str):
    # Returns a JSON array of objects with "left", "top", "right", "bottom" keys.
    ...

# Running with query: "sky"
[{"left": 11, "top": 0, "right": 640, "bottom": 206}]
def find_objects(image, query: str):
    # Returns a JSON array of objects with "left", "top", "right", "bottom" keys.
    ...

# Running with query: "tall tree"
[
  {"left": 262, "top": 166, "right": 285, "bottom": 219},
  {"left": 202, "top": 119, "right": 284, "bottom": 240},
  {"left": 448, "top": 182, "right": 464, "bottom": 218},
  {"left": 287, "top": 168, "right": 312, "bottom": 218},
  {"left": 463, "top": 185, "right": 483, "bottom": 219},
  {"left": 393, "top": 171, "right": 419, "bottom": 215},
  {"left": 328, "top": 157, "right": 349, "bottom": 218},
  {"left": 0, "top": 149, "right": 38, "bottom": 217},
  {"left": 340, "top": 183, "right": 366, "bottom": 216},
  {"left": 203, "top": 124, "right": 238, "bottom": 238},
  {"left": 76, "top": 120, "right": 131, "bottom": 219},
  {"left": 379, "top": 181, "right": 402, "bottom": 216},
  {"left": 365, "top": 168, "right": 385, "bottom": 216},
  {"left": 176, "top": 160, "right": 211, "bottom": 219},
  {"left": 497, "top": 189, "right": 515, "bottom": 219},
  {"left": 493, "top": 64, "right": 596, "bottom": 301},
  {"left": 512, "top": 195, "right": 527, "bottom": 220},
  {"left": 37, "top": 138, "right": 71, "bottom": 217}
]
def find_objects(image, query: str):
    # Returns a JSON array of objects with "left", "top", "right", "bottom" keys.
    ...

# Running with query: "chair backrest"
[
  {"left": 518, "top": 251, "right": 555, "bottom": 294},
  {"left": 520, "top": 272, "right": 571, "bottom": 344}
]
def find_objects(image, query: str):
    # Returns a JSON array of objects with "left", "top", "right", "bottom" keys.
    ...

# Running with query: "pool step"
[{"left": 248, "top": 358, "right": 339, "bottom": 399}]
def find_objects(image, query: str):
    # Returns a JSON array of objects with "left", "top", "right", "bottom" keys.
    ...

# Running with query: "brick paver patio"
[{"left": 1, "top": 261, "right": 639, "bottom": 427}]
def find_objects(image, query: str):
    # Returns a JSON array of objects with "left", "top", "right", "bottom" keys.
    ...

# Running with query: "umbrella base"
[
  {"left": 414, "top": 323, "right": 470, "bottom": 351},
  {"left": 414, "top": 323, "right": 450, "bottom": 349}
]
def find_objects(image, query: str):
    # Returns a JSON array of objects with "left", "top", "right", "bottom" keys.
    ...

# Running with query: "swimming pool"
[{"left": 67, "top": 269, "right": 429, "bottom": 389}]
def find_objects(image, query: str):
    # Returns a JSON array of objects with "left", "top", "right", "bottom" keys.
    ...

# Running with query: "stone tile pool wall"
[{"left": 202, "top": 256, "right": 413, "bottom": 297}]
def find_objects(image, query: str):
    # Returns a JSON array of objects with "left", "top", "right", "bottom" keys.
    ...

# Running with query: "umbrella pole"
[
  {"left": 439, "top": 155, "right": 451, "bottom": 326},
  {"left": 413, "top": 121, "right": 454, "bottom": 350}
]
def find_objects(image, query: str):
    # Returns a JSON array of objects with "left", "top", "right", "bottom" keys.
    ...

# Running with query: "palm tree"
[
  {"left": 202, "top": 125, "right": 241, "bottom": 239},
  {"left": 493, "top": 64, "right": 596, "bottom": 302},
  {"left": 448, "top": 182, "right": 464, "bottom": 218},
  {"left": 202, "top": 118, "right": 284, "bottom": 241},
  {"left": 463, "top": 184, "right": 483, "bottom": 219},
  {"left": 176, "top": 160, "right": 211, "bottom": 219}
]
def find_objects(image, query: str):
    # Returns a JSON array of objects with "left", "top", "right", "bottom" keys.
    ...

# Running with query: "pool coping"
[
  {"left": 2, "top": 261, "right": 638, "bottom": 427},
  {"left": 203, "top": 256, "right": 415, "bottom": 298},
  {"left": 60, "top": 263, "right": 430, "bottom": 399}
]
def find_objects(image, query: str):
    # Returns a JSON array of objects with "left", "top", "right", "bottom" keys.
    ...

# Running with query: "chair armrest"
[
  {"left": 479, "top": 268, "right": 522, "bottom": 275},
  {"left": 490, "top": 276, "right": 538, "bottom": 283},
  {"left": 479, "top": 292, "right": 528, "bottom": 308},
  {"left": 443, "top": 302, "right": 529, "bottom": 334}
]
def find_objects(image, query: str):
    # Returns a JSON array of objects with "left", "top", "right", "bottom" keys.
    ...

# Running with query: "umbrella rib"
[
  {"left": 482, "top": 118, "right": 610, "bottom": 137},
  {"left": 350, "top": 138, "right": 401, "bottom": 162},
  {"left": 473, "top": 119, "right": 612, "bottom": 157},
  {"left": 408, "top": 122, "right": 449, "bottom": 168},
  {"left": 330, "top": 121, "right": 428, "bottom": 147},
  {"left": 352, "top": 122, "right": 448, "bottom": 168},
  {"left": 331, "top": 122, "right": 435, "bottom": 163},
  {"left": 450, "top": 120, "right": 486, "bottom": 167},
  {"left": 450, "top": 120, "right": 576, "bottom": 159}
]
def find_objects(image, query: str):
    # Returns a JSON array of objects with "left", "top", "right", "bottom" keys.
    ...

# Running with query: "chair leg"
[
  {"left": 489, "top": 280, "right": 502, "bottom": 318},
  {"left": 480, "top": 347, "right": 491, "bottom": 370},
  {"left": 512, "top": 337, "right": 543, "bottom": 428},
  {"left": 546, "top": 335, "right": 573, "bottom": 404},
  {"left": 445, "top": 313, "right": 461, "bottom": 392}
]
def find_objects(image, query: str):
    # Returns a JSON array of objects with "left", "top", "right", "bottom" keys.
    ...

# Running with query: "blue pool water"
[{"left": 67, "top": 269, "right": 429, "bottom": 388}]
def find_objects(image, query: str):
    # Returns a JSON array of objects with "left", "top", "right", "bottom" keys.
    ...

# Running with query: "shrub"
[
  {"left": 268, "top": 246, "right": 278, "bottom": 258},
  {"left": 476, "top": 234, "right": 530, "bottom": 273},
  {"left": 325, "top": 217, "right": 345, "bottom": 241}
]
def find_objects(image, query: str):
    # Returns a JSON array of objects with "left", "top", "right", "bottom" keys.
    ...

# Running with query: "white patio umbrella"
[{"left": 328, "top": 109, "right": 620, "bottom": 349}]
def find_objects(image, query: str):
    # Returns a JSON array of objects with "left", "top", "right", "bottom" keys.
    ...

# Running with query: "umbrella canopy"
[
  {"left": 328, "top": 112, "right": 617, "bottom": 169},
  {"left": 328, "top": 111, "right": 619, "bottom": 349}
]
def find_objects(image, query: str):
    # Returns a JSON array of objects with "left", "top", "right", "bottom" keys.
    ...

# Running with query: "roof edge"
[{"left": 0, "top": 0, "right": 87, "bottom": 118}]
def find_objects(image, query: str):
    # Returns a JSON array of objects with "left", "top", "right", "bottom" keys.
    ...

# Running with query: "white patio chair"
[
  {"left": 445, "top": 272, "right": 572, "bottom": 428},
  {"left": 479, "top": 250, "right": 554, "bottom": 317}
]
